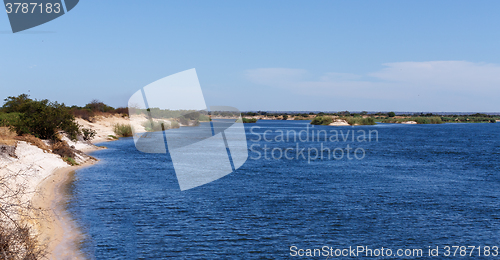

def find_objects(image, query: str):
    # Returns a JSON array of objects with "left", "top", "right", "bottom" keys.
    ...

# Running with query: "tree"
[
  {"left": 388, "top": 112, "right": 396, "bottom": 117},
  {"left": 1, "top": 94, "right": 32, "bottom": 113},
  {"left": 12, "top": 98, "right": 80, "bottom": 140},
  {"left": 85, "top": 99, "right": 115, "bottom": 113},
  {"left": 282, "top": 115, "right": 288, "bottom": 120}
]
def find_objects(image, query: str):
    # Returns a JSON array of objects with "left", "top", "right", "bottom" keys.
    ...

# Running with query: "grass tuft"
[
  {"left": 63, "top": 156, "right": 79, "bottom": 166},
  {"left": 113, "top": 124, "right": 132, "bottom": 137}
]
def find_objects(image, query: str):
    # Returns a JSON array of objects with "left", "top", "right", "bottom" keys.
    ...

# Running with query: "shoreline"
[{"left": 31, "top": 146, "right": 102, "bottom": 260}]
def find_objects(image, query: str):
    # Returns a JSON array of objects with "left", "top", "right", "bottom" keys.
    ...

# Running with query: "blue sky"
[{"left": 1, "top": 1, "right": 500, "bottom": 112}]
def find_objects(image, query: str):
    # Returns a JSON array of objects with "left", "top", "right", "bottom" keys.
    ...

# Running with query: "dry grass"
[
  {"left": 14, "top": 134, "right": 50, "bottom": 152},
  {"left": 0, "top": 127, "right": 17, "bottom": 146},
  {"left": 113, "top": 123, "right": 132, "bottom": 137},
  {"left": 51, "top": 141, "right": 74, "bottom": 159}
]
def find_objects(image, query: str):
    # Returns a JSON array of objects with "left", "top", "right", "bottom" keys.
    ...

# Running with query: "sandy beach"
[
  {"left": 31, "top": 162, "right": 97, "bottom": 260},
  {"left": 29, "top": 118, "right": 132, "bottom": 259},
  {"left": 30, "top": 115, "right": 151, "bottom": 258},
  {"left": 0, "top": 115, "right": 144, "bottom": 259}
]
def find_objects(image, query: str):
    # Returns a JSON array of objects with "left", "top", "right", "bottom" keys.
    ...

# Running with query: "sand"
[
  {"left": 76, "top": 114, "right": 147, "bottom": 143},
  {"left": 328, "top": 119, "right": 350, "bottom": 126},
  {"left": 0, "top": 114, "right": 155, "bottom": 258},
  {"left": 29, "top": 144, "right": 101, "bottom": 259},
  {"left": 0, "top": 119, "right": 118, "bottom": 259},
  {"left": 31, "top": 162, "right": 97, "bottom": 260}
]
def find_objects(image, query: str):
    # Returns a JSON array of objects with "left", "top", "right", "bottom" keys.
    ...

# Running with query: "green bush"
[
  {"left": 84, "top": 99, "right": 115, "bottom": 113},
  {"left": 3, "top": 95, "right": 80, "bottom": 140},
  {"left": 1, "top": 94, "right": 31, "bottom": 113},
  {"left": 198, "top": 114, "right": 211, "bottom": 122},
  {"left": 242, "top": 118, "right": 257, "bottom": 123},
  {"left": 361, "top": 117, "right": 376, "bottom": 125},
  {"left": 81, "top": 128, "right": 96, "bottom": 141},
  {"left": 0, "top": 112, "right": 21, "bottom": 127},
  {"left": 63, "top": 157, "right": 78, "bottom": 166},
  {"left": 343, "top": 117, "right": 376, "bottom": 126},
  {"left": 311, "top": 116, "right": 333, "bottom": 125},
  {"left": 113, "top": 124, "right": 132, "bottom": 137},
  {"left": 413, "top": 117, "right": 442, "bottom": 124}
]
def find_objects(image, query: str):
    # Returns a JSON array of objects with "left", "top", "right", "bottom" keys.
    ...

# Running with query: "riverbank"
[
  {"left": 0, "top": 114, "right": 136, "bottom": 259},
  {"left": 30, "top": 115, "right": 151, "bottom": 258},
  {"left": 30, "top": 127, "right": 124, "bottom": 258},
  {"left": 31, "top": 161, "right": 98, "bottom": 260},
  {"left": 0, "top": 138, "right": 100, "bottom": 259}
]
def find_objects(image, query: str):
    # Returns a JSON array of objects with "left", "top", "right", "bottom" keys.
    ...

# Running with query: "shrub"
[
  {"left": 311, "top": 116, "right": 333, "bottom": 125},
  {"left": 361, "top": 117, "right": 376, "bottom": 125},
  {"left": 113, "top": 124, "right": 132, "bottom": 137},
  {"left": 4, "top": 96, "right": 80, "bottom": 141},
  {"left": 63, "top": 156, "right": 78, "bottom": 166},
  {"left": 0, "top": 112, "right": 21, "bottom": 127},
  {"left": 242, "top": 118, "right": 257, "bottom": 123},
  {"left": 84, "top": 99, "right": 115, "bottom": 113},
  {"left": 413, "top": 117, "right": 442, "bottom": 124},
  {"left": 142, "top": 120, "right": 168, "bottom": 132},
  {"left": 429, "top": 117, "right": 443, "bottom": 124},
  {"left": 71, "top": 108, "right": 94, "bottom": 122},
  {"left": 51, "top": 140, "right": 75, "bottom": 158},
  {"left": 198, "top": 114, "right": 210, "bottom": 122},
  {"left": 114, "top": 107, "right": 129, "bottom": 117},
  {"left": 1, "top": 94, "right": 31, "bottom": 113},
  {"left": 81, "top": 128, "right": 96, "bottom": 141},
  {"left": 179, "top": 116, "right": 188, "bottom": 126},
  {"left": 170, "top": 121, "right": 180, "bottom": 129}
]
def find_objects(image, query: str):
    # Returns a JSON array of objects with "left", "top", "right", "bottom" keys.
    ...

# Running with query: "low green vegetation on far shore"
[
  {"left": 241, "top": 111, "right": 499, "bottom": 126},
  {"left": 311, "top": 116, "right": 376, "bottom": 126},
  {"left": 242, "top": 118, "right": 258, "bottom": 123}
]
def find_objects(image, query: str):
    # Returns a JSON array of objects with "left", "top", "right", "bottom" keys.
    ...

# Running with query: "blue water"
[{"left": 67, "top": 121, "right": 500, "bottom": 259}]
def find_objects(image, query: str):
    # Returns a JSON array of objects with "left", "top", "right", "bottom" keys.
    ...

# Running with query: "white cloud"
[{"left": 244, "top": 61, "right": 500, "bottom": 111}]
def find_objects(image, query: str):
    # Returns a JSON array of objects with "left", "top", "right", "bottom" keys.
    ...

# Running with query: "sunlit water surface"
[{"left": 67, "top": 121, "right": 500, "bottom": 259}]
